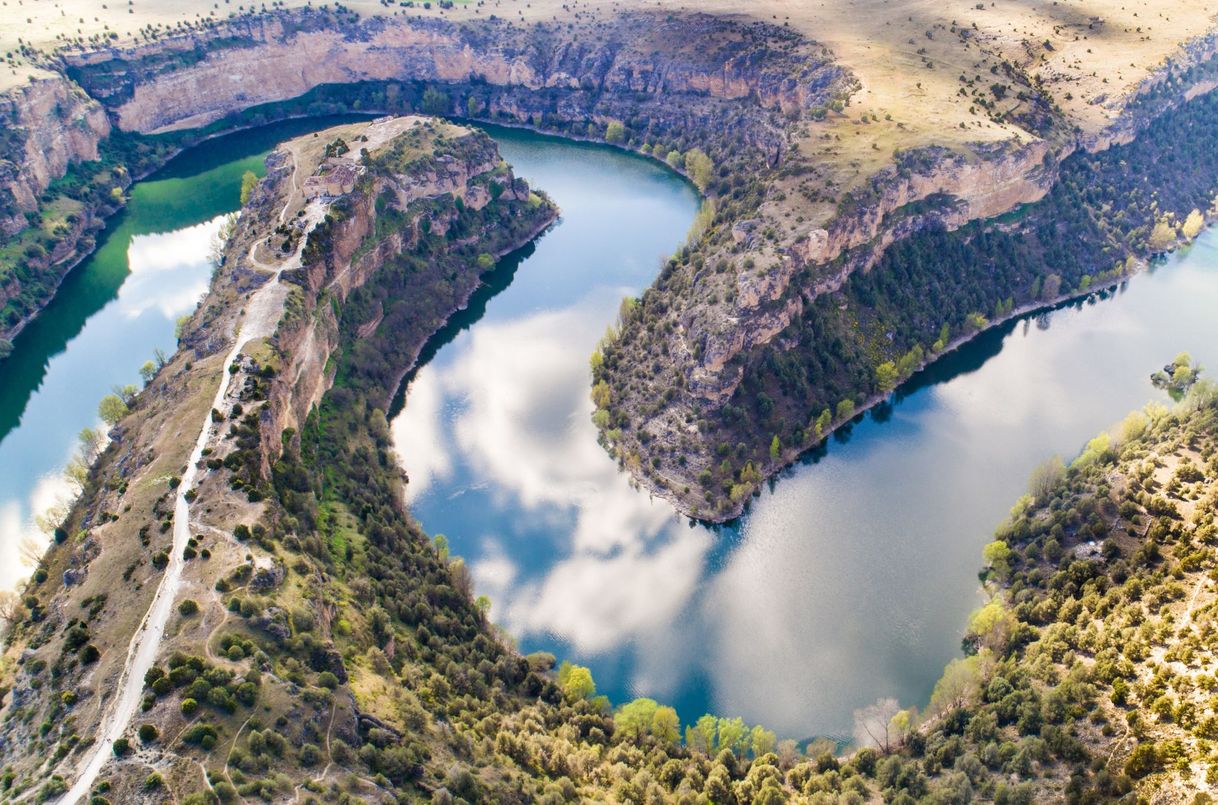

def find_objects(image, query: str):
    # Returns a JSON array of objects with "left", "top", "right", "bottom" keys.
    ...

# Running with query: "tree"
[
  {"left": 966, "top": 601, "right": 1016, "bottom": 652},
  {"left": 814, "top": 408, "right": 832, "bottom": 439},
  {"left": 687, "top": 714, "right": 718, "bottom": 754},
  {"left": 1028, "top": 456, "right": 1065, "bottom": 500},
  {"left": 875, "top": 361, "right": 899, "bottom": 392},
  {"left": 1182, "top": 209, "right": 1205, "bottom": 240},
  {"left": 557, "top": 661, "right": 595, "bottom": 701},
  {"left": 769, "top": 434, "right": 781, "bottom": 460},
  {"left": 98, "top": 394, "right": 129, "bottom": 426},
  {"left": 836, "top": 398, "right": 856, "bottom": 422},
  {"left": 981, "top": 540, "right": 1012, "bottom": 577},
  {"left": 1041, "top": 273, "right": 1062, "bottom": 301},
  {"left": 683, "top": 148, "right": 714, "bottom": 189},
  {"left": 1148, "top": 218, "right": 1178, "bottom": 251},
  {"left": 929, "top": 656, "right": 981, "bottom": 715},
  {"left": 614, "top": 698, "right": 660, "bottom": 742},
  {"left": 1125, "top": 743, "right": 1160, "bottom": 778},
  {"left": 421, "top": 87, "right": 449, "bottom": 115},
  {"left": 0, "top": 591, "right": 25, "bottom": 632},
  {"left": 139, "top": 360, "right": 157, "bottom": 385},
  {"left": 932, "top": 323, "right": 951, "bottom": 353},
  {"left": 716, "top": 717, "right": 747, "bottom": 753},
  {"left": 652, "top": 705, "right": 680, "bottom": 744},
  {"left": 750, "top": 725, "right": 777, "bottom": 757},
  {"left": 239, "top": 170, "right": 258, "bottom": 205},
  {"left": 604, "top": 120, "right": 625, "bottom": 143},
  {"left": 853, "top": 697, "right": 901, "bottom": 752}
]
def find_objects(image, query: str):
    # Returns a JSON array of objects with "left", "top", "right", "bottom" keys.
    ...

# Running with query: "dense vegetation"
[
  {"left": 593, "top": 74, "right": 1218, "bottom": 518},
  {"left": 210, "top": 354, "right": 1218, "bottom": 803}
]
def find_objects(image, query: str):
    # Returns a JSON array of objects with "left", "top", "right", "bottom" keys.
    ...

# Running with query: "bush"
[
  {"left": 138, "top": 723, "right": 159, "bottom": 743},
  {"left": 178, "top": 599, "right": 200, "bottom": 616},
  {"left": 300, "top": 743, "right": 322, "bottom": 766}
]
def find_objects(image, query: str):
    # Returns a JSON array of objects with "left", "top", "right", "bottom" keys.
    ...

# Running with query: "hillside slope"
[
  {"left": 0, "top": 2, "right": 1215, "bottom": 518},
  {"left": 3, "top": 109, "right": 1218, "bottom": 801}
]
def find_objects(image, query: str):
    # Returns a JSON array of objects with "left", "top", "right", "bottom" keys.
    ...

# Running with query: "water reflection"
[
  {"left": 0, "top": 218, "right": 222, "bottom": 590},
  {"left": 393, "top": 125, "right": 1218, "bottom": 739},
  {"left": 0, "top": 115, "right": 371, "bottom": 594}
]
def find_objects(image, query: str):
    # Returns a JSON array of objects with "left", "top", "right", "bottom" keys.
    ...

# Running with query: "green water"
[{"left": 0, "top": 116, "right": 358, "bottom": 590}]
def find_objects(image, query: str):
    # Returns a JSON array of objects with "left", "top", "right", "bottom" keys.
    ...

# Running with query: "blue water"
[{"left": 392, "top": 132, "right": 1218, "bottom": 738}]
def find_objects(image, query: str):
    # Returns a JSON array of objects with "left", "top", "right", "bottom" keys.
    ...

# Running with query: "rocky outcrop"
[
  {"left": 63, "top": 10, "right": 850, "bottom": 136},
  {"left": 248, "top": 119, "right": 553, "bottom": 473},
  {"left": 688, "top": 137, "right": 1057, "bottom": 400},
  {"left": 0, "top": 75, "right": 110, "bottom": 237}
]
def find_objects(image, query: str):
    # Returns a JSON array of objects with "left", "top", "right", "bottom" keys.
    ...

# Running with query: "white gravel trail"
[{"left": 59, "top": 192, "right": 324, "bottom": 805}]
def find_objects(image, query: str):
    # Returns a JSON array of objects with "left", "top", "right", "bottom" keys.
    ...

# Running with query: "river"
[{"left": 2, "top": 118, "right": 1216, "bottom": 741}]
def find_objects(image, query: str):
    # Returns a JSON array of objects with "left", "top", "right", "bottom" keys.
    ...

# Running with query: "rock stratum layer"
[{"left": 1, "top": 4, "right": 1217, "bottom": 515}]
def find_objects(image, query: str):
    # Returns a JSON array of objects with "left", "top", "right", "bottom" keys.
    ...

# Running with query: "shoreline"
[{"left": 651, "top": 236, "right": 1202, "bottom": 527}]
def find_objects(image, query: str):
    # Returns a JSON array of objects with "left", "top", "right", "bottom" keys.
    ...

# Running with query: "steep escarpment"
[
  {"left": 0, "top": 76, "right": 110, "bottom": 237},
  {"left": 63, "top": 9, "right": 850, "bottom": 142},
  {"left": 4, "top": 3, "right": 1218, "bottom": 524},
  {"left": 594, "top": 45, "right": 1218, "bottom": 521},
  {"left": 0, "top": 75, "right": 113, "bottom": 346},
  {"left": 0, "top": 116, "right": 555, "bottom": 802},
  {"left": 0, "top": 7, "right": 851, "bottom": 352}
]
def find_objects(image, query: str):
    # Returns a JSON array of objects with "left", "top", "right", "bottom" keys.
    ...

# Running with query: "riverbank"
[{"left": 0, "top": 116, "right": 557, "bottom": 800}]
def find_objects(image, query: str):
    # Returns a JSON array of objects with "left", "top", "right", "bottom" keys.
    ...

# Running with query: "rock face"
[
  {"left": 3, "top": 5, "right": 1218, "bottom": 523},
  {"left": 249, "top": 118, "right": 552, "bottom": 473},
  {"left": 688, "top": 137, "right": 1058, "bottom": 401},
  {"left": 0, "top": 75, "right": 110, "bottom": 237},
  {"left": 64, "top": 11, "right": 849, "bottom": 136}
]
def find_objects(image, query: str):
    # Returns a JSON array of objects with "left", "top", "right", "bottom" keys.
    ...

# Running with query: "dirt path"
[{"left": 58, "top": 165, "right": 324, "bottom": 805}]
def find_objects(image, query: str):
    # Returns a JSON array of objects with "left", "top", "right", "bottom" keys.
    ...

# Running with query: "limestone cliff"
[
  {"left": 4, "top": 5, "right": 1218, "bottom": 522},
  {"left": 0, "top": 75, "right": 110, "bottom": 237}
]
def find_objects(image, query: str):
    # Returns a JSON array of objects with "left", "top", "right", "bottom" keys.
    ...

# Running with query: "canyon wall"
[
  {"left": 63, "top": 11, "right": 849, "bottom": 137},
  {"left": 3, "top": 6, "right": 1218, "bottom": 521},
  {"left": 0, "top": 75, "right": 110, "bottom": 237}
]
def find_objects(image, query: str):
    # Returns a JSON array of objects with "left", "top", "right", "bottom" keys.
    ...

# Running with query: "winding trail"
[{"left": 58, "top": 168, "right": 323, "bottom": 805}]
